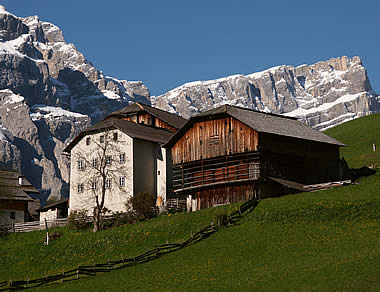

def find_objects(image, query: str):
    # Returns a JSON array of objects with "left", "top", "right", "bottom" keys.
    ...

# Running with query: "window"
[
  {"left": 100, "top": 135, "right": 104, "bottom": 143},
  {"left": 77, "top": 160, "right": 84, "bottom": 171},
  {"left": 105, "top": 156, "right": 112, "bottom": 165},
  {"left": 77, "top": 183, "right": 84, "bottom": 193},
  {"left": 86, "top": 137, "right": 91, "bottom": 145},
  {"left": 91, "top": 181, "right": 97, "bottom": 190},
  {"left": 113, "top": 132, "right": 118, "bottom": 141},
  {"left": 105, "top": 178, "right": 112, "bottom": 189},
  {"left": 120, "top": 153, "right": 125, "bottom": 164},
  {"left": 119, "top": 176, "right": 125, "bottom": 187},
  {"left": 10, "top": 211, "right": 15, "bottom": 220},
  {"left": 92, "top": 158, "right": 98, "bottom": 168}
]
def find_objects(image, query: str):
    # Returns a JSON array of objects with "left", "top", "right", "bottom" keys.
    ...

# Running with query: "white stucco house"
[{"left": 63, "top": 102, "right": 186, "bottom": 215}]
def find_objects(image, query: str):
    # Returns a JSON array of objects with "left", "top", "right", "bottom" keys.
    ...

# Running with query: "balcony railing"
[{"left": 173, "top": 152, "right": 261, "bottom": 192}]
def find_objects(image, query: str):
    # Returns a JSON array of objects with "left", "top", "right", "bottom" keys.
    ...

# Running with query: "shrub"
[
  {"left": 214, "top": 209, "right": 229, "bottom": 226},
  {"left": 67, "top": 209, "right": 89, "bottom": 231},
  {"left": 49, "top": 231, "right": 63, "bottom": 241},
  {"left": 111, "top": 211, "right": 138, "bottom": 227},
  {"left": 127, "top": 193, "right": 157, "bottom": 220}
]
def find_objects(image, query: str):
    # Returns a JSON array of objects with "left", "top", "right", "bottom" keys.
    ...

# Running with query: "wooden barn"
[{"left": 164, "top": 105, "right": 345, "bottom": 211}]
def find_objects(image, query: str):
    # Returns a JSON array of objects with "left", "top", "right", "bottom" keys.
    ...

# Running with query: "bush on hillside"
[
  {"left": 127, "top": 193, "right": 157, "bottom": 220},
  {"left": 111, "top": 211, "right": 138, "bottom": 227},
  {"left": 67, "top": 209, "right": 89, "bottom": 230}
]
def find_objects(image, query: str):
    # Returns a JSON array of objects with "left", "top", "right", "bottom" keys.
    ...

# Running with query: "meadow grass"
[
  {"left": 324, "top": 112, "right": 380, "bottom": 168},
  {"left": 1, "top": 114, "right": 379, "bottom": 290},
  {"left": 1, "top": 172, "right": 378, "bottom": 291}
]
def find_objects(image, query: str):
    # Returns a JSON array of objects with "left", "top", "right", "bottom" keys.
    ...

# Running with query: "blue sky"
[{"left": 2, "top": 0, "right": 380, "bottom": 96}]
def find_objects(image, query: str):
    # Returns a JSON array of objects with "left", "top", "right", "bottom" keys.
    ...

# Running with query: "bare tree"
[{"left": 72, "top": 129, "right": 131, "bottom": 232}]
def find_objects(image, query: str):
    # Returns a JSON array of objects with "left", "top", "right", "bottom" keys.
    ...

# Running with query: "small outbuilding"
[
  {"left": 0, "top": 170, "right": 40, "bottom": 224},
  {"left": 38, "top": 198, "right": 69, "bottom": 222},
  {"left": 165, "top": 105, "right": 345, "bottom": 210}
]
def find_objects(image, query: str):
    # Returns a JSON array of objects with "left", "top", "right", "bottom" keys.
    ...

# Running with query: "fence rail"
[
  {"left": 0, "top": 199, "right": 259, "bottom": 291},
  {"left": 0, "top": 218, "right": 68, "bottom": 233}
]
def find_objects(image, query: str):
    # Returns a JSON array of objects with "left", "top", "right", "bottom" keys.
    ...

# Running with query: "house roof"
[
  {"left": 37, "top": 198, "right": 68, "bottom": 212},
  {"left": 0, "top": 170, "right": 38, "bottom": 201},
  {"left": 63, "top": 118, "right": 174, "bottom": 153},
  {"left": 165, "top": 104, "right": 345, "bottom": 147},
  {"left": 106, "top": 102, "right": 187, "bottom": 129}
]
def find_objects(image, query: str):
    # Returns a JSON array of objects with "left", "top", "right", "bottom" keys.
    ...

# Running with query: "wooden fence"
[
  {"left": 166, "top": 198, "right": 187, "bottom": 213},
  {"left": 0, "top": 218, "right": 68, "bottom": 233},
  {"left": 0, "top": 199, "right": 259, "bottom": 291}
]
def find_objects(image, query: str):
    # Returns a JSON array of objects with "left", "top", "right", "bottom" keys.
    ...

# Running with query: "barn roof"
[
  {"left": 63, "top": 118, "right": 174, "bottom": 153},
  {"left": 0, "top": 170, "right": 38, "bottom": 201},
  {"left": 37, "top": 198, "right": 68, "bottom": 212},
  {"left": 165, "top": 104, "right": 345, "bottom": 147},
  {"left": 106, "top": 102, "right": 187, "bottom": 129}
]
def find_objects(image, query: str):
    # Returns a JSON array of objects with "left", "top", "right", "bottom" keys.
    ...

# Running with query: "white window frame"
[
  {"left": 77, "top": 160, "right": 84, "bottom": 171},
  {"left": 77, "top": 183, "right": 84, "bottom": 193},
  {"left": 92, "top": 158, "right": 98, "bottom": 168},
  {"left": 91, "top": 181, "right": 97, "bottom": 190},
  {"left": 120, "top": 152, "right": 125, "bottom": 164},
  {"left": 105, "top": 178, "right": 112, "bottom": 189},
  {"left": 119, "top": 176, "right": 125, "bottom": 187},
  {"left": 105, "top": 156, "right": 112, "bottom": 165}
]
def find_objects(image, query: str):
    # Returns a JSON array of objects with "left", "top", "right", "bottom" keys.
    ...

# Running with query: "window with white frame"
[
  {"left": 120, "top": 152, "right": 125, "bottom": 164},
  {"left": 91, "top": 181, "right": 97, "bottom": 190},
  {"left": 86, "top": 137, "right": 91, "bottom": 145},
  {"left": 113, "top": 132, "right": 118, "bottom": 141},
  {"left": 92, "top": 158, "right": 98, "bottom": 168},
  {"left": 77, "top": 183, "right": 84, "bottom": 193},
  {"left": 105, "top": 156, "right": 112, "bottom": 165},
  {"left": 105, "top": 178, "right": 112, "bottom": 189},
  {"left": 100, "top": 135, "right": 104, "bottom": 143},
  {"left": 77, "top": 160, "right": 84, "bottom": 171},
  {"left": 119, "top": 176, "right": 125, "bottom": 187}
]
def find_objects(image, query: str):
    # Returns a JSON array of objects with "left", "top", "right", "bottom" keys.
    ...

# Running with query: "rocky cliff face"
[
  {"left": 0, "top": 6, "right": 150, "bottom": 202},
  {"left": 152, "top": 56, "right": 380, "bottom": 130},
  {"left": 0, "top": 5, "right": 379, "bottom": 203}
]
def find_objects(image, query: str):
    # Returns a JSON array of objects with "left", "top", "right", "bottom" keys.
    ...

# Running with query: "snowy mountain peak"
[
  {"left": 0, "top": 5, "right": 14, "bottom": 16},
  {"left": 153, "top": 56, "right": 379, "bottom": 130}
]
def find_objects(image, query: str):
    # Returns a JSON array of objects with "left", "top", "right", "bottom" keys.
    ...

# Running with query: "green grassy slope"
[
  {"left": 47, "top": 173, "right": 379, "bottom": 291},
  {"left": 1, "top": 172, "right": 378, "bottom": 291},
  {"left": 1, "top": 113, "right": 379, "bottom": 291},
  {"left": 324, "top": 112, "right": 380, "bottom": 168}
]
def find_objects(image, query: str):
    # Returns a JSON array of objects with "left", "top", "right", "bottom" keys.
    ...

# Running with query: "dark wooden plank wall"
[
  {"left": 0, "top": 200, "right": 27, "bottom": 211},
  {"left": 123, "top": 113, "right": 177, "bottom": 132},
  {"left": 171, "top": 117, "right": 259, "bottom": 165},
  {"left": 194, "top": 183, "right": 256, "bottom": 210},
  {"left": 260, "top": 133, "right": 341, "bottom": 184}
]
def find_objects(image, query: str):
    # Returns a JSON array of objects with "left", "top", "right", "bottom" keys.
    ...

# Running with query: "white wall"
[
  {"left": 156, "top": 146, "right": 167, "bottom": 208},
  {"left": 39, "top": 209, "right": 58, "bottom": 222},
  {"left": 69, "top": 130, "right": 134, "bottom": 215}
]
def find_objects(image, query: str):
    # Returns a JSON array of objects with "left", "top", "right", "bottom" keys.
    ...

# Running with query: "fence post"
[
  {"left": 76, "top": 268, "right": 79, "bottom": 279},
  {"left": 62, "top": 270, "right": 64, "bottom": 283}
]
